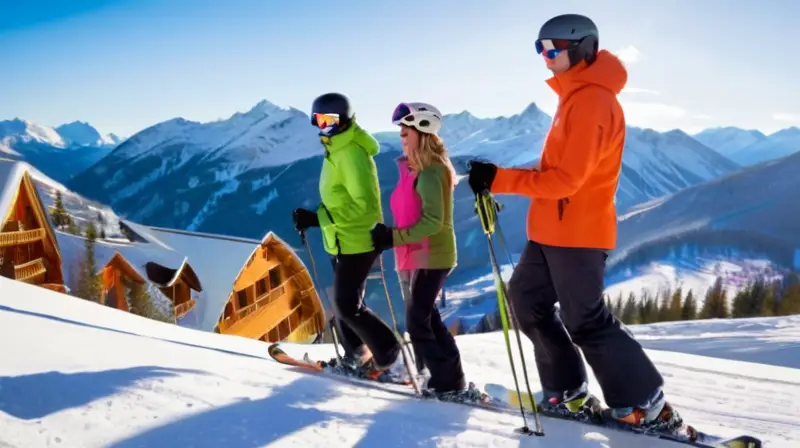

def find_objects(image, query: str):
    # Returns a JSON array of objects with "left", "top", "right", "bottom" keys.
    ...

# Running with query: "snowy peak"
[
  {"left": 0, "top": 118, "right": 66, "bottom": 148},
  {"left": 694, "top": 125, "right": 800, "bottom": 167},
  {"left": 56, "top": 121, "right": 119, "bottom": 147},
  {"left": 693, "top": 126, "right": 767, "bottom": 158}
]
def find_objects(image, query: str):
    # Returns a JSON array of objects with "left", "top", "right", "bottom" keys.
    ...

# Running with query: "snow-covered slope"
[
  {"left": 610, "top": 148, "right": 800, "bottom": 276},
  {"left": 616, "top": 128, "right": 741, "bottom": 205},
  {"left": 728, "top": 127, "right": 800, "bottom": 166},
  {"left": 1, "top": 276, "right": 797, "bottom": 447},
  {"left": 0, "top": 118, "right": 118, "bottom": 183},
  {"left": 693, "top": 127, "right": 767, "bottom": 158},
  {"left": 695, "top": 126, "right": 800, "bottom": 167}
]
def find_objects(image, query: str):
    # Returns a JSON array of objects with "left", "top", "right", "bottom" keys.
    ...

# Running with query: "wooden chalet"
[
  {"left": 0, "top": 159, "right": 64, "bottom": 292},
  {"left": 144, "top": 259, "right": 202, "bottom": 320},
  {"left": 99, "top": 251, "right": 146, "bottom": 311},
  {"left": 213, "top": 232, "right": 325, "bottom": 343}
]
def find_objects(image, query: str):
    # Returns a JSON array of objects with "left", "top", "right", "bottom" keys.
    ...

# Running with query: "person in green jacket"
[
  {"left": 371, "top": 102, "right": 475, "bottom": 398},
  {"left": 292, "top": 92, "right": 410, "bottom": 382}
]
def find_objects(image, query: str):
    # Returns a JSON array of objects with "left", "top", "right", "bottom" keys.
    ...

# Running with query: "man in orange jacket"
[{"left": 467, "top": 14, "right": 686, "bottom": 433}]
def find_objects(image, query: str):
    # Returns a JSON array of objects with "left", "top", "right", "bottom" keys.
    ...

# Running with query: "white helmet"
[{"left": 391, "top": 102, "right": 443, "bottom": 134}]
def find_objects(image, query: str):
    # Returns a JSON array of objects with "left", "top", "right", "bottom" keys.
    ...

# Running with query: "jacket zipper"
[
  {"left": 558, "top": 197, "right": 570, "bottom": 221},
  {"left": 321, "top": 152, "right": 343, "bottom": 256}
]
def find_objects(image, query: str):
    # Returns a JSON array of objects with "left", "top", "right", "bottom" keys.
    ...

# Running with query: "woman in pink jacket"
[{"left": 371, "top": 102, "right": 475, "bottom": 398}]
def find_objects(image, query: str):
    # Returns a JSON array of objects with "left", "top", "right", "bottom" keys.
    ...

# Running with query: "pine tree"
[
  {"left": 96, "top": 212, "right": 107, "bottom": 239},
  {"left": 127, "top": 280, "right": 172, "bottom": 323},
  {"left": 731, "top": 286, "right": 752, "bottom": 318},
  {"left": 621, "top": 292, "right": 638, "bottom": 324},
  {"left": 778, "top": 275, "right": 800, "bottom": 316},
  {"left": 75, "top": 221, "right": 102, "bottom": 302},
  {"left": 50, "top": 190, "right": 72, "bottom": 229},
  {"left": 657, "top": 286, "right": 672, "bottom": 322},
  {"left": 762, "top": 280, "right": 779, "bottom": 316},
  {"left": 681, "top": 290, "right": 697, "bottom": 320},
  {"left": 668, "top": 287, "right": 683, "bottom": 321},
  {"left": 700, "top": 277, "right": 730, "bottom": 319},
  {"left": 638, "top": 290, "right": 657, "bottom": 324},
  {"left": 612, "top": 291, "right": 624, "bottom": 317}
]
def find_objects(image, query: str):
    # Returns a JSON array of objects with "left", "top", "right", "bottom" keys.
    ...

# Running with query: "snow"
[
  {"left": 107, "top": 100, "right": 322, "bottom": 171},
  {"left": 604, "top": 254, "right": 788, "bottom": 309},
  {"left": 0, "top": 118, "right": 66, "bottom": 148},
  {"left": 1, "top": 275, "right": 798, "bottom": 447}
]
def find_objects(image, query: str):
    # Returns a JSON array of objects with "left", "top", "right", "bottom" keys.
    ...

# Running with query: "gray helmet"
[{"left": 537, "top": 14, "right": 599, "bottom": 66}]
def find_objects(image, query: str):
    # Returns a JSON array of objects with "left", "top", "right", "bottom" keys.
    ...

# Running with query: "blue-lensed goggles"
[{"left": 535, "top": 38, "right": 578, "bottom": 59}]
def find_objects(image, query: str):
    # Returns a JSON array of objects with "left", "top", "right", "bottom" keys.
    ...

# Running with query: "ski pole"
[
  {"left": 488, "top": 208, "right": 544, "bottom": 436},
  {"left": 476, "top": 191, "right": 544, "bottom": 436},
  {"left": 299, "top": 229, "right": 344, "bottom": 365},
  {"left": 377, "top": 253, "right": 422, "bottom": 395}
]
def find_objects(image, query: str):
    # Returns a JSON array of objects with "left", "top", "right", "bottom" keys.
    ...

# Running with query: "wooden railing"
[
  {"left": 15, "top": 258, "right": 46, "bottom": 283},
  {"left": 237, "top": 284, "right": 286, "bottom": 318},
  {"left": 0, "top": 228, "right": 45, "bottom": 248},
  {"left": 174, "top": 298, "right": 197, "bottom": 320}
]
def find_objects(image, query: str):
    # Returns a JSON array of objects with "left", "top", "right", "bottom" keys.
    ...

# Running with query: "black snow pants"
[
  {"left": 404, "top": 268, "right": 465, "bottom": 392},
  {"left": 328, "top": 251, "right": 400, "bottom": 368},
  {"left": 507, "top": 240, "right": 664, "bottom": 409}
]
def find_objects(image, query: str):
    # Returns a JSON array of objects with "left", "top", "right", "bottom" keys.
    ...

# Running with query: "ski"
[
  {"left": 483, "top": 383, "right": 763, "bottom": 448},
  {"left": 268, "top": 344, "right": 761, "bottom": 447}
]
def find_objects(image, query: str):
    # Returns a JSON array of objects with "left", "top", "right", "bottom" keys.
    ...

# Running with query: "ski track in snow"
[{"left": 0, "top": 276, "right": 798, "bottom": 447}]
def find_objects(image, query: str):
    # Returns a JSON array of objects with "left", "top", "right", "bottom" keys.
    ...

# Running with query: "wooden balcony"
[
  {"left": 174, "top": 298, "right": 197, "bottom": 320},
  {"left": 0, "top": 228, "right": 45, "bottom": 248},
  {"left": 14, "top": 258, "right": 47, "bottom": 283}
]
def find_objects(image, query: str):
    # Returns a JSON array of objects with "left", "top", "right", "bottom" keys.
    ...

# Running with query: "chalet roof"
[
  {"left": 0, "top": 158, "right": 62, "bottom": 261},
  {"left": 55, "top": 230, "right": 187, "bottom": 304},
  {"left": 145, "top": 226, "right": 265, "bottom": 332}
]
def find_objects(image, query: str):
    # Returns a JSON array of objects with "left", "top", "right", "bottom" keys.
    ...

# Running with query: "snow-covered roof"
[
  {"left": 144, "top": 226, "right": 264, "bottom": 332},
  {"left": 0, "top": 158, "right": 62, "bottom": 261},
  {"left": 144, "top": 227, "right": 313, "bottom": 334},
  {"left": 0, "top": 158, "right": 26, "bottom": 223},
  {"left": 55, "top": 230, "right": 186, "bottom": 293}
]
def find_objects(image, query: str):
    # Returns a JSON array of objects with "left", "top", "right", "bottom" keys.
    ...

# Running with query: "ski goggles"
[
  {"left": 535, "top": 38, "right": 579, "bottom": 59},
  {"left": 313, "top": 113, "right": 340, "bottom": 129},
  {"left": 391, "top": 102, "right": 417, "bottom": 123}
]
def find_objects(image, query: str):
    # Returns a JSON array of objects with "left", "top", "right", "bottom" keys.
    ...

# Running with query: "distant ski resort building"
[{"left": 1, "top": 158, "right": 326, "bottom": 344}]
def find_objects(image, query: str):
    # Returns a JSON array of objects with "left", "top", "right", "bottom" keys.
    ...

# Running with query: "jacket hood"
[
  {"left": 324, "top": 120, "right": 380, "bottom": 156},
  {"left": 545, "top": 49, "right": 628, "bottom": 97}
]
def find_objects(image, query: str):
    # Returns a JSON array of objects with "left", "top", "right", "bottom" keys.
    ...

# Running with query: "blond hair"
[{"left": 407, "top": 132, "right": 457, "bottom": 189}]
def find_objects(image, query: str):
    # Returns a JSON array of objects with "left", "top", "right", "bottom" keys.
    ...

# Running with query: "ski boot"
[
  {"left": 604, "top": 390, "right": 697, "bottom": 441},
  {"left": 422, "top": 382, "right": 494, "bottom": 407},
  {"left": 538, "top": 382, "right": 604, "bottom": 422}
]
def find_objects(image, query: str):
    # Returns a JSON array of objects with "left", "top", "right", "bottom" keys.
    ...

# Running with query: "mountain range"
[
  {"left": 693, "top": 126, "right": 800, "bottom": 166},
  {"left": 0, "top": 118, "right": 122, "bottom": 183},
  {"left": 4, "top": 99, "right": 800, "bottom": 295}
]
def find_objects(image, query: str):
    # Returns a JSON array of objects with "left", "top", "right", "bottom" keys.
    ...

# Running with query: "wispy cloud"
[
  {"left": 616, "top": 45, "right": 642, "bottom": 65},
  {"left": 772, "top": 112, "right": 800, "bottom": 122},
  {"left": 621, "top": 101, "right": 714, "bottom": 130},
  {"left": 622, "top": 87, "right": 660, "bottom": 95}
]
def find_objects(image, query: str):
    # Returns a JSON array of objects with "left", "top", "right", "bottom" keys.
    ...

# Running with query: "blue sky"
[{"left": 1, "top": 0, "right": 798, "bottom": 138}]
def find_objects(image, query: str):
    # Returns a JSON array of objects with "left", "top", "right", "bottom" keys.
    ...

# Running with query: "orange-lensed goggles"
[{"left": 313, "top": 113, "right": 340, "bottom": 129}]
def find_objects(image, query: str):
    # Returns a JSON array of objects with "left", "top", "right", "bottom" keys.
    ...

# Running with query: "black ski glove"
[
  {"left": 370, "top": 223, "right": 394, "bottom": 253},
  {"left": 293, "top": 208, "right": 319, "bottom": 231},
  {"left": 467, "top": 160, "right": 498, "bottom": 195}
]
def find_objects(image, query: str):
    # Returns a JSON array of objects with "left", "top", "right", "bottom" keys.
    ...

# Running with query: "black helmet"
[
  {"left": 537, "top": 14, "right": 599, "bottom": 66},
  {"left": 310, "top": 92, "right": 354, "bottom": 135}
]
